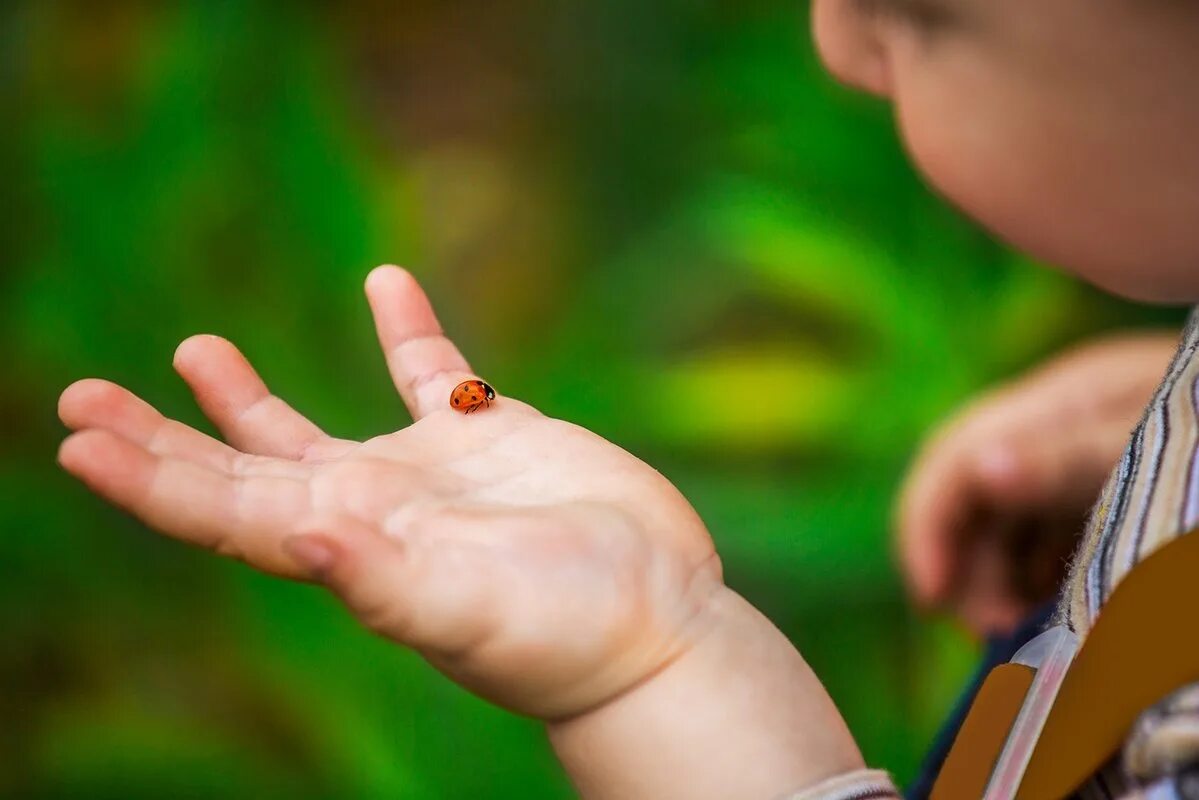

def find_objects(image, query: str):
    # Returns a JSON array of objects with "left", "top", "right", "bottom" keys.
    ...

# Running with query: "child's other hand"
[
  {"left": 57, "top": 266, "right": 719, "bottom": 721},
  {"left": 897, "top": 333, "right": 1177, "bottom": 637}
]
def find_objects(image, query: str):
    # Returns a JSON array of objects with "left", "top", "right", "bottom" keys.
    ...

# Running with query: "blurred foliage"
[{"left": 0, "top": 1, "right": 1183, "bottom": 798}]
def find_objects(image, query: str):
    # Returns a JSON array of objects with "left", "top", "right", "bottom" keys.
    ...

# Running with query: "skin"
[
  {"left": 812, "top": 0, "right": 1199, "bottom": 633},
  {"left": 897, "top": 333, "right": 1177, "bottom": 635},
  {"left": 813, "top": 0, "right": 1199, "bottom": 302},
  {"left": 58, "top": 266, "right": 863, "bottom": 799},
  {"left": 57, "top": 1, "right": 1199, "bottom": 795}
]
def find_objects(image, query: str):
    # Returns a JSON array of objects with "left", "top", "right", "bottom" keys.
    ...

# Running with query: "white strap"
[{"left": 985, "top": 624, "right": 1081, "bottom": 799}]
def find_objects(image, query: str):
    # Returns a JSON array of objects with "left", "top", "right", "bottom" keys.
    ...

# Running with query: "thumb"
[
  {"left": 282, "top": 519, "right": 408, "bottom": 635},
  {"left": 281, "top": 516, "right": 500, "bottom": 656}
]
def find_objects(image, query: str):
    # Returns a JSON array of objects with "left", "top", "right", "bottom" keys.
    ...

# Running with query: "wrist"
[{"left": 546, "top": 587, "right": 865, "bottom": 800}]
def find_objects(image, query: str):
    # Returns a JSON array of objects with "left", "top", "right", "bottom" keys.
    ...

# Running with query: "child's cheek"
[
  {"left": 887, "top": 49, "right": 1139, "bottom": 295},
  {"left": 889, "top": 55, "right": 1055, "bottom": 251},
  {"left": 884, "top": 25, "right": 1199, "bottom": 302}
]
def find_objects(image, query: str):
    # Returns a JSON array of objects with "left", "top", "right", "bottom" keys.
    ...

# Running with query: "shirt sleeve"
[{"left": 775, "top": 768, "right": 901, "bottom": 800}]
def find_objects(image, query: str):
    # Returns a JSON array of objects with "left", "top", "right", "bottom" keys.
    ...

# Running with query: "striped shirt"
[
  {"left": 778, "top": 769, "right": 900, "bottom": 800},
  {"left": 1056, "top": 310, "right": 1199, "bottom": 797}
]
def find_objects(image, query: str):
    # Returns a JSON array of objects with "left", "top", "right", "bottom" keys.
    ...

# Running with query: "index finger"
[
  {"left": 897, "top": 442, "right": 972, "bottom": 608},
  {"left": 364, "top": 266, "right": 476, "bottom": 420}
]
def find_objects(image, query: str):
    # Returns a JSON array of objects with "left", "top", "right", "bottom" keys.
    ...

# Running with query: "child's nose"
[{"left": 810, "top": 0, "right": 892, "bottom": 98}]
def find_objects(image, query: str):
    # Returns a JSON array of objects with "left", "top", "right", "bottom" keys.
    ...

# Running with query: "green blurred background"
[{"left": 0, "top": 1, "right": 1182, "bottom": 798}]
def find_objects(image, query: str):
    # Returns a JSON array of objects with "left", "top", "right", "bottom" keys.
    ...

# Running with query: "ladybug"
[{"left": 450, "top": 380, "right": 496, "bottom": 414}]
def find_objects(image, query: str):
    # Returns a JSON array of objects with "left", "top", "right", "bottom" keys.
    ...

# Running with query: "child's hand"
[
  {"left": 59, "top": 266, "right": 869, "bottom": 799},
  {"left": 57, "top": 266, "right": 719, "bottom": 720},
  {"left": 897, "top": 333, "right": 1177, "bottom": 637}
]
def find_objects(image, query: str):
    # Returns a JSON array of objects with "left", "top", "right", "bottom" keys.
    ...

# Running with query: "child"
[{"left": 56, "top": 1, "right": 1199, "bottom": 798}]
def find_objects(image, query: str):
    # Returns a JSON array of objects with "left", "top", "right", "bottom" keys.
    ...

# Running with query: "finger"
[
  {"left": 59, "top": 378, "right": 241, "bottom": 471},
  {"left": 897, "top": 439, "right": 978, "bottom": 607},
  {"left": 59, "top": 428, "right": 312, "bottom": 576},
  {"left": 971, "top": 426, "right": 1120, "bottom": 511},
  {"left": 899, "top": 436, "right": 1043, "bottom": 608},
  {"left": 173, "top": 335, "right": 354, "bottom": 461},
  {"left": 902, "top": 426, "right": 1097, "bottom": 611},
  {"left": 283, "top": 516, "right": 500, "bottom": 654},
  {"left": 954, "top": 523, "right": 1035, "bottom": 638},
  {"left": 364, "top": 265, "right": 475, "bottom": 420},
  {"left": 897, "top": 389, "right": 1058, "bottom": 606}
]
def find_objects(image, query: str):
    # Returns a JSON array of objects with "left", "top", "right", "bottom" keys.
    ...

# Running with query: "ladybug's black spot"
[{"left": 453, "top": 397, "right": 460, "bottom": 405}]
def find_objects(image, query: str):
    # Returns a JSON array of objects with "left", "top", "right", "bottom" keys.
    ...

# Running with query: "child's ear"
[{"left": 810, "top": 0, "right": 892, "bottom": 98}]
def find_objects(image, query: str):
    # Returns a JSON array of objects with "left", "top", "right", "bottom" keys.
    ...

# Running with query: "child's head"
[{"left": 812, "top": 0, "right": 1199, "bottom": 303}]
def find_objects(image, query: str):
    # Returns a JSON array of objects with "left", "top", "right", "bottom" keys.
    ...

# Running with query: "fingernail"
[{"left": 284, "top": 536, "right": 336, "bottom": 575}]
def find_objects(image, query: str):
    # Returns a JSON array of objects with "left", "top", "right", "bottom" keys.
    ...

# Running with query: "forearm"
[{"left": 547, "top": 587, "right": 872, "bottom": 800}]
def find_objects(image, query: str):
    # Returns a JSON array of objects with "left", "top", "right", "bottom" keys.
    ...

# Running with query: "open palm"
[{"left": 58, "top": 267, "right": 720, "bottom": 719}]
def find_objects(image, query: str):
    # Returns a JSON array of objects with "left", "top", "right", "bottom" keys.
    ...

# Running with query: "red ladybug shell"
[{"left": 450, "top": 380, "right": 496, "bottom": 414}]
